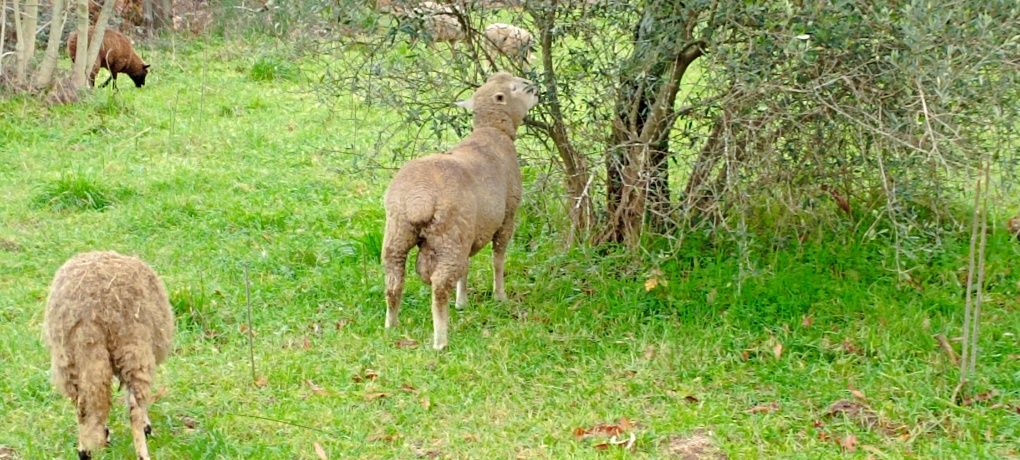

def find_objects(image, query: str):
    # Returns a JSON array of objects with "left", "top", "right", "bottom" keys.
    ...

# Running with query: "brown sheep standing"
[
  {"left": 382, "top": 72, "right": 539, "bottom": 350},
  {"left": 67, "top": 29, "right": 150, "bottom": 88},
  {"left": 44, "top": 251, "right": 174, "bottom": 460}
]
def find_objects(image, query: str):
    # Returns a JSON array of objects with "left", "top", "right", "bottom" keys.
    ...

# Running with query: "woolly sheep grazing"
[
  {"left": 379, "top": 0, "right": 465, "bottom": 45},
  {"left": 44, "top": 251, "right": 174, "bottom": 460},
  {"left": 483, "top": 23, "right": 533, "bottom": 66},
  {"left": 67, "top": 29, "right": 150, "bottom": 88},
  {"left": 383, "top": 72, "right": 539, "bottom": 350}
]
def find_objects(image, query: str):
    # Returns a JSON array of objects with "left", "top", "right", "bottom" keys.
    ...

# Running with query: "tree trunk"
[
  {"left": 603, "top": 40, "right": 703, "bottom": 245},
  {"left": 70, "top": 0, "right": 91, "bottom": 88},
  {"left": 156, "top": 0, "right": 170, "bottom": 29},
  {"left": 33, "top": 0, "right": 67, "bottom": 89},
  {"left": 141, "top": 0, "right": 153, "bottom": 31},
  {"left": 83, "top": 0, "right": 115, "bottom": 84},
  {"left": 536, "top": 4, "right": 593, "bottom": 243},
  {"left": 0, "top": 0, "right": 8, "bottom": 78}
]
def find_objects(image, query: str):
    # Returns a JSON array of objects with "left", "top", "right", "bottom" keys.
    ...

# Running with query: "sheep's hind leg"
[
  {"left": 383, "top": 219, "right": 416, "bottom": 329},
  {"left": 126, "top": 377, "right": 154, "bottom": 460},
  {"left": 455, "top": 272, "right": 468, "bottom": 310},
  {"left": 491, "top": 227, "right": 514, "bottom": 302},
  {"left": 429, "top": 258, "right": 466, "bottom": 350}
]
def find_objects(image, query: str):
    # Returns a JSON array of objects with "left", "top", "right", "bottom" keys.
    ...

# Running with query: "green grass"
[{"left": 1, "top": 36, "right": 1018, "bottom": 459}]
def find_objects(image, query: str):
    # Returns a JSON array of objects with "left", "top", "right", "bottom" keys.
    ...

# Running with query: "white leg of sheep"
[{"left": 455, "top": 274, "right": 468, "bottom": 310}]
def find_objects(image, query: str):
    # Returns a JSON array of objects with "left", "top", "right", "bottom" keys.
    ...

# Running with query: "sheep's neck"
[{"left": 473, "top": 108, "right": 519, "bottom": 140}]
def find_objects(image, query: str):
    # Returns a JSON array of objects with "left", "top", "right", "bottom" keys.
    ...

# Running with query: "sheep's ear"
[
  {"left": 143, "top": 64, "right": 151, "bottom": 70},
  {"left": 455, "top": 98, "right": 474, "bottom": 110},
  {"left": 491, "top": 92, "right": 506, "bottom": 105}
]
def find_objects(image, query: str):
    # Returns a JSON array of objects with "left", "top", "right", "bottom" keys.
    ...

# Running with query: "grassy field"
[{"left": 1, "top": 36, "right": 1018, "bottom": 459}]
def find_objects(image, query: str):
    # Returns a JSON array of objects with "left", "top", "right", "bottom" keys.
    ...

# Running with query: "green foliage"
[
  {"left": 32, "top": 173, "right": 121, "bottom": 212},
  {"left": 249, "top": 54, "right": 300, "bottom": 82}
]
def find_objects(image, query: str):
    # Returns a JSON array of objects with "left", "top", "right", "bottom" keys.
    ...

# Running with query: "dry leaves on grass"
[
  {"left": 662, "top": 430, "right": 725, "bottom": 460},
  {"left": 961, "top": 390, "right": 996, "bottom": 406},
  {"left": 401, "top": 383, "right": 419, "bottom": 393},
  {"left": 368, "top": 432, "right": 398, "bottom": 442},
  {"left": 825, "top": 399, "right": 907, "bottom": 436},
  {"left": 838, "top": 434, "right": 858, "bottom": 453},
  {"left": 254, "top": 376, "right": 269, "bottom": 388},
  {"left": 306, "top": 380, "right": 329, "bottom": 397},
  {"left": 364, "top": 392, "right": 389, "bottom": 401},
  {"left": 594, "top": 432, "right": 636, "bottom": 451},
  {"left": 746, "top": 401, "right": 780, "bottom": 414},
  {"left": 313, "top": 442, "right": 328, "bottom": 460},
  {"left": 772, "top": 341, "right": 784, "bottom": 359},
  {"left": 396, "top": 338, "right": 419, "bottom": 349},
  {"left": 645, "top": 269, "right": 667, "bottom": 291},
  {"left": 352, "top": 369, "right": 379, "bottom": 383},
  {"left": 573, "top": 417, "right": 636, "bottom": 439},
  {"left": 0, "top": 445, "right": 19, "bottom": 460}
]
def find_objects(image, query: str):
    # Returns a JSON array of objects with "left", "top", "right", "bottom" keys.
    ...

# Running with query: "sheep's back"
[{"left": 44, "top": 251, "right": 174, "bottom": 364}]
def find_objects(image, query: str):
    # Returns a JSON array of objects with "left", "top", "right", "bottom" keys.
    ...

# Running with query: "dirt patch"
[{"left": 662, "top": 430, "right": 726, "bottom": 459}]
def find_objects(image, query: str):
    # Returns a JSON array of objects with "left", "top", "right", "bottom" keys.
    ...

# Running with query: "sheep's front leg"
[{"left": 455, "top": 273, "right": 468, "bottom": 310}]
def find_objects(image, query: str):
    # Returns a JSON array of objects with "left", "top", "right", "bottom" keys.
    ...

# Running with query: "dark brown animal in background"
[
  {"left": 67, "top": 29, "right": 150, "bottom": 88},
  {"left": 382, "top": 72, "right": 539, "bottom": 350},
  {"left": 44, "top": 251, "right": 175, "bottom": 460},
  {"left": 1009, "top": 214, "right": 1020, "bottom": 240}
]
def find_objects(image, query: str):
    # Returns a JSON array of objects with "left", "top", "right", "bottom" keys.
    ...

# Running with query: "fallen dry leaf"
[
  {"left": 0, "top": 445, "right": 19, "bottom": 460},
  {"left": 368, "top": 432, "right": 397, "bottom": 442},
  {"left": 396, "top": 338, "right": 419, "bottom": 349},
  {"left": 352, "top": 369, "right": 379, "bottom": 383},
  {"left": 961, "top": 390, "right": 996, "bottom": 406},
  {"left": 740, "top": 350, "right": 751, "bottom": 361},
  {"left": 302, "top": 336, "right": 313, "bottom": 350},
  {"left": 306, "top": 380, "right": 328, "bottom": 396},
  {"left": 364, "top": 392, "right": 389, "bottom": 401},
  {"left": 594, "top": 432, "right": 636, "bottom": 451},
  {"left": 574, "top": 418, "right": 635, "bottom": 439},
  {"left": 644, "top": 277, "right": 660, "bottom": 291},
  {"left": 801, "top": 315, "right": 814, "bottom": 328},
  {"left": 838, "top": 433, "right": 858, "bottom": 453},
  {"left": 401, "top": 383, "right": 419, "bottom": 393},
  {"left": 746, "top": 401, "right": 780, "bottom": 414},
  {"left": 181, "top": 415, "right": 198, "bottom": 430},
  {"left": 772, "top": 341, "right": 784, "bottom": 359},
  {"left": 848, "top": 384, "right": 866, "bottom": 400},
  {"left": 313, "top": 442, "right": 328, "bottom": 460},
  {"left": 254, "top": 376, "right": 269, "bottom": 388},
  {"left": 684, "top": 395, "right": 700, "bottom": 404}
]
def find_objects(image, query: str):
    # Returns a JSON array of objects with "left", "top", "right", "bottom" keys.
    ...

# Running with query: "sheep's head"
[
  {"left": 456, "top": 72, "right": 538, "bottom": 138},
  {"left": 130, "top": 64, "right": 151, "bottom": 88}
]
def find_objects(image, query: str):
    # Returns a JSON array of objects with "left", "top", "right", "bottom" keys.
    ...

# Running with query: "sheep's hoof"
[
  {"left": 493, "top": 292, "right": 508, "bottom": 302},
  {"left": 144, "top": 424, "right": 152, "bottom": 437},
  {"left": 432, "top": 340, "right": 447, "bottom": 351},
  {"left": 78, "top": 450, "right": 91, "bottom": 460}
]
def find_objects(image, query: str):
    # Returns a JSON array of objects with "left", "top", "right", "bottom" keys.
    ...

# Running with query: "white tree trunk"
[
  {"left": 19, "top": 0, "right": 38, "bottom": 81},
  {"left": 33, "top": 0, "right": 67, "bottom": 89},
  {"left": 70, "top": 0, "right": 90, "bottom": 88},
  {"left": 12, "top": 0, "right": 25, "bottom": 81},
  {"left": 0, "top": 0, "right": 8, "bottom": 78},
  {"left": 83, "top": 0, "right": 114, "bottom": 83}
]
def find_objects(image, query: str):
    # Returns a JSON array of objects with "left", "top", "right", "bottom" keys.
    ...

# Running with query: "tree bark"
[
  {"left": 83, "top": 0, "right": 115, "bottom": 84},
  {"left": 0, "top": 0, "right": 8, "bottom": 78},
  {"left": 70, "top": 0, "right": 91, "bottom": 88},
  {"left": 33, "top": 0, "right": 67, "bottom": 89},
  {"left": 535, "top": 3, "right": 593, "bottom": 243}
]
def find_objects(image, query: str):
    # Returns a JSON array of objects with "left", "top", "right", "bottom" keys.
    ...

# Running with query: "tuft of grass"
[
  {"left": 249, "top": 55, "right": 299, "bottom": 82},
  {"left": 32, "top": 173, "right": 118, "bottom": 212}
]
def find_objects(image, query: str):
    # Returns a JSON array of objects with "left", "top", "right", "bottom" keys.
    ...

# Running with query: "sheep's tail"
[{"left": 70, "top": 321, "right": 114, "bottom": 453}]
